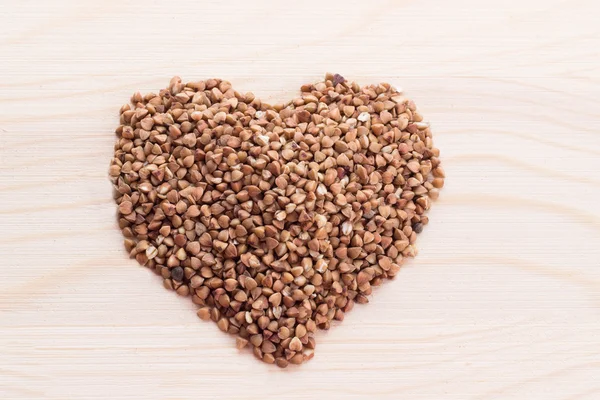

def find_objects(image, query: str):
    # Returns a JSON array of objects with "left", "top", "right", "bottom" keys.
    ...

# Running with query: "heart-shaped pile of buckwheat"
[{"left": 109, "top": 74, "right": 444, "bottom": 367}]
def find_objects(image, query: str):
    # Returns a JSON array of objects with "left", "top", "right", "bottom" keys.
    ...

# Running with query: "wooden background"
[{"left": 1, "top": 0, "right": 599, "bottom": 399}]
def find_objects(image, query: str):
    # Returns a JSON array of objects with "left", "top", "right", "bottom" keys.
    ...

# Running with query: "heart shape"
[{"left": 109, "top": 73, "right": 444, "bottom": 368}]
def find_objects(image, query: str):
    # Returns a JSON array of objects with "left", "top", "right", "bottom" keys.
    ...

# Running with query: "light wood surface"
[{"left": 1, "top": 0, "right": 600, "bottom": 399}]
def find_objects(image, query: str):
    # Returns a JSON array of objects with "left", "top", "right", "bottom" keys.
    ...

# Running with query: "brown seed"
[
  {"left": 295, "top": 324, "right": 307, "bottom": 338},
  {"left": 413, "top": 223, "right": 424, "bottom": 234},
  {"left": 269, "top": 292, "right": 282, "bottom": 307},
  {"left": 197, "top": 307, "right": 211, "bottom": 321},
  {"left": 145, "top": 246, "right": 158, "bottom": 259},
  {"left": 171, "top": 266, "right": 184, "bottom": 281},
  {"left": 250, "top": 334, "right": 263, "bottom": 347},
  {"left": 261, "top": 340, "right": 276, "bottom": 354},
  {"left": 380, "top": 110, "right": 393, "bottom": 124},
  {"left": 217, "top": 317, "right": 230, "bottom": 332},
  {"left": 321, "top": 136, "right": 334, "bottom": 148},
  {"left": 343, "top": 105, "right": 355, "bottom": 117},
  {"left": 263, "top": 353, "right": 275, "bottom": 364},
  {"left": 278, "top": 326, "right": 291, "bottom": 339},
  {"left": 236, "top": 337, "right": 249, "bottom": 349},
  {"left": 228, "top": 170, "right": 243, "bottom": 182},
  {"left": 407, "top": 161, "right": 421, "bottom": 173},
  {"left": 265, "top": 237, "right": 279, "bottom": 250},
  {"left": 289, "top": 336, "right": 303, "bottom": 352},
  {"left": 175, "top": 248, "right": 187, "bottom": 261},
  {"left": 290, "top": 353, "right": 304, "bottom": 365},
  {"left": 332, "top": 73, "right": 345, "bottom": 86},
  {"left": 276, "top": 357, "right": 289, "bottom": 368},
  {"left": 118, "top": 201, "right": 133, "bottom": 215},
  {"left": 348, "top": 247, "right": 361, "bottom": 259}
]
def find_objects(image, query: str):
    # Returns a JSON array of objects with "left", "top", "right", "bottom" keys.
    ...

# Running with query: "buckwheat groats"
[{"left": 109, "top": 73, "right": 444, "bottom": 367}]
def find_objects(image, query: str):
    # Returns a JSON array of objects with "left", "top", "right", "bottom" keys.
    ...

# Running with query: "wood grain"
[{"left": 1, "top": 0, "right": 599, "bottom": 399}]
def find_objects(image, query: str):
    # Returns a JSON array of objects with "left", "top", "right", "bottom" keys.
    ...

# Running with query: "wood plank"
[{"left": 1, "top": 0, "right": 599, "bottom": 398}]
